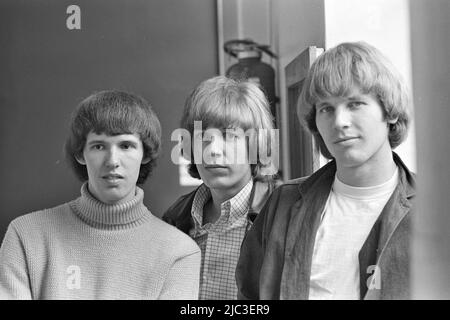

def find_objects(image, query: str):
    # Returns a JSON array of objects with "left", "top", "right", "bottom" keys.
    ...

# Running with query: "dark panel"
[{"left": 0, "top": 0, "right": 217, "bottom": 239}]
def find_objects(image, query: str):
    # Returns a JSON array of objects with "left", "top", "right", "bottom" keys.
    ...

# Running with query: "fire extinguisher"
[{"left": 224, "top": 39, "right": 278, "bottom": 117}]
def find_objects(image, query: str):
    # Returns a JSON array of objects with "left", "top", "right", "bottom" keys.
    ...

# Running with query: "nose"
[
  {"left": 333, "top": 105, "right": 352, "bottom": 129},
  {"left": 208, "top": 134, "right": 224, "bottom": 158},
  {"left": 105, "top": 147, "right": 120, "bottom": 168}
]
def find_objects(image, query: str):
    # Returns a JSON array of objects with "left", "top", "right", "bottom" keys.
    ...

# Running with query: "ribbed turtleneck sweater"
[{"left": 0, "top": 183, "right": 201, "bottom": 300}]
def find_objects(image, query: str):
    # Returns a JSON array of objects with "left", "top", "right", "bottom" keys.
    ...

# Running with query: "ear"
[
  {"left": 141, "top": 157, "right": 151, "bottom": 165},
  {"left": 75, "top": 154, "right": 86, "bottom": 165}
]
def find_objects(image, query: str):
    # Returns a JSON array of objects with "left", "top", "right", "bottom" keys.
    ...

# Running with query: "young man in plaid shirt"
[{"left": 163, "top": 76, "right": 280, "bottom": 299}]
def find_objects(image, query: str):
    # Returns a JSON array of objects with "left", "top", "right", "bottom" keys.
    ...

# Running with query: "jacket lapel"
[
  {"left": 377, "top": 152, "right": 415, "bottom": 255},
  {"left": 362, "top": 153, "right": 416, "bottom": 299},
  {"left": 362, "top": 188, "right": 411, "bottom": 299},
  {"left": 248, "top": 179, "right": 281, "bottom": 222},
  {"left": 174, "top": 190, "right": 197, "bottom": 234},
  {"left": 247, "top": 180, "right": 268, "bottom": 222},
  {"left": 280, "top": 162, "right": 335, "bottom": 299}
]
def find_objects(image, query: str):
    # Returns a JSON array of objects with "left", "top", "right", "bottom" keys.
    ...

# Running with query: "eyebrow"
[
  {"left": 347, "top": 95, "right": 364, "bottom": 101},
  {"left": 86, "top": 139, "right": 139, "bottom": 146},
  {"left": 316, "top": 101, "right": 331, "bottom": 107},
  {"left": 86, "top": 140, "right": 106, "bottom": 146}
]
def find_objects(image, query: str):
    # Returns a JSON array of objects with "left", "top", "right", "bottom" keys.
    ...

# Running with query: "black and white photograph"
[{"left": 0, "top": 0, "right": 449, "bottom": 309}]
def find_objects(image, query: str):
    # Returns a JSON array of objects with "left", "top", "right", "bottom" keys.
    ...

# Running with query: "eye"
[
  {"left": 348, "top": 101, "right": 364, "bottom": 109},
  {"left": 225, "top": 131, "right": 239, "bottom": 141},
  {"left": 120, "top": 142, "right": 135, "bottom": 150},
  {"left": 318, "top": 105, "right": 333, "bottom": 114},
  {"left": 91, "top": 144, "right": 104, "bottom": 150}
]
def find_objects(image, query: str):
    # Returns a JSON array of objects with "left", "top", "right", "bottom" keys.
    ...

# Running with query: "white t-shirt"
[{"left": 308, "top": 168, "right": 399, "bottom": 300}]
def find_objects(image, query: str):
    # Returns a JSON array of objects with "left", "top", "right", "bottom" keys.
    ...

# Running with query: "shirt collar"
[{"left": 191, "top": 179, "right": 253, "bottom": 229}]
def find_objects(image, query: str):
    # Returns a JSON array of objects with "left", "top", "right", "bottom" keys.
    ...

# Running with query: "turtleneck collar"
[{"left": 70, "top": 182, "right": 151, "bottom": 230}]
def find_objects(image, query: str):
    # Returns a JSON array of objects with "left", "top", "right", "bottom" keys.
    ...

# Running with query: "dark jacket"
[
  {"left": 236, "top": 153, "right": 416, "bottom": 300},
  {"left": 163, "top": 178, "right": 282, "bottom": 234}
]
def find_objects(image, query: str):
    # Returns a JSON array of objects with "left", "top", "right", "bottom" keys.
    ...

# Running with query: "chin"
[
  {"left": 103, "top": 196, "right": 123, "bottom": 204},
  {"left": 101, "top": 190, "right": 126, "bottom": 203},
  {"left": 204, "top": 177, "right": 235, "bottom": 190},
  {"left": 336, "top": 151, "right": 370, "bottom": 168}
]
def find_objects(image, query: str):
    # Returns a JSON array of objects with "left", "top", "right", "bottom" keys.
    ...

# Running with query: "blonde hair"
[
  {"left": 181, "top": 76, "right": 275, "bottom": 179},
  {"left": 299, "top": 41, "right": 411, "bottom": 158}
]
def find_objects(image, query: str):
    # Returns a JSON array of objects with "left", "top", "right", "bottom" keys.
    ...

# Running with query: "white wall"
[{"left": 324, "top": 0, "right": 416, "bottom": 172}]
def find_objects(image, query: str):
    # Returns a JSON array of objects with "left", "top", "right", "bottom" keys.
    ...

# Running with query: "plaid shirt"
[{"left": 189, "top": 179, "right": 253, "bottom": 300}]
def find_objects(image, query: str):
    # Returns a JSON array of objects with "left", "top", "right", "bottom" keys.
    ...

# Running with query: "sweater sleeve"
[
  {"left": 158, "top": 250, "right": 201, "bottom": 300},
  {"left": 0, "top": 224, "right": 32, "bottom": 300}
]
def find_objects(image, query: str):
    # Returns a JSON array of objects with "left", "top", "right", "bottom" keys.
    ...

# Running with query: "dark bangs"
[
  {"left": 69, "top": 90, "right": 161, "bottom": 163},
  {"left": 65, "top": 90, "right": 161, "bottom": 184},
  {"left": 78, "top": 92, "right": 152, "bottom": 137}
]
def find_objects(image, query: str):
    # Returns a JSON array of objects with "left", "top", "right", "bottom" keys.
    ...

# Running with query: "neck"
[
  {"left": 336, "top": 146, "right": 396, "bottom": 187},
  {"left": 203, "top": 176, "right": 252, "bottom": 225},
  {"left": 203, "top": 197, "right": 221, "bottom": 225},
  {"left": 73, "top": 182, "right": 150, "bottom": 229},
  {"left": 210, "top": 176, "right": 252, "bottom": 206}
]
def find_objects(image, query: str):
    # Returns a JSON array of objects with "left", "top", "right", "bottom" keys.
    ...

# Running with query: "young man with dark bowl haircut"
[{"left": 0, "top": 90, "right": 201, "bottom": 299}]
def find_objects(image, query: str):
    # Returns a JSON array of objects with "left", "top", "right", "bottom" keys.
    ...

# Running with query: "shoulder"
[
  {"left": 3, "top": 202, "right": 74, "bottom": 249},
  {"left": 256, "top": 175, "right": 316, "bottom": 224},
  {"left": 162, "top": 189, "right": 197, "bottom": 223},
  {"left": 283, "top": 176, "right": 309, "bottom": 187},
  {"left": 8, "top": 202, "right": 72, "bottom": 233},
  {"left": 270, "top": 176, "right": 307, "bottom": 201},
  {"left": 147, "top": 214, "right": 200, "bottom": 255},
  {"left": 254, "top": 177, "right": 306, "bottom": 224}
]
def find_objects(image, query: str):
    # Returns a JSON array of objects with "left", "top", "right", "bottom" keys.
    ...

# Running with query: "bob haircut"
[
  {"left": 180, "top": 76, "right": 275, "bottom": 179},
  {"left": 299, "top": 41, "right": 411, "bottom": 159},
  {"left": 65, "top": 90, "right": 161, "bottom": 184}
]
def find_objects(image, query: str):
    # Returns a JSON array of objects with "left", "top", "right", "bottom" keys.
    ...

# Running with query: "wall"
[
  {"left": 324, "top": 0, "right": 416, "bottom": 172},
  {"left": 410, "top": 0, "right": 450, "bottom": 299},
  {"left": 271, "top": 0, "right": 326, "bottom": 178},
  {"left": 0, "top": 0, "right": 217, "bottom": 239},
  {"left": 220, "top": 0, "right": 416, "bottom": 177},
  {"left": 220, "top": 0, "right": 326, "bottom": 179},
  {"left": 220, "top": 0, "right": 273, "bottom": 73}
]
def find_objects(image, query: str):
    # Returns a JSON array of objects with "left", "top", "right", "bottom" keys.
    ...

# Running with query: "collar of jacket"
[
  {"left": 170, "top": 178, "right": 280, "bottom": 234},
  {"left": 280, "top": 152, "right": 415, "bottom": 299},
  {"left": 247, "top": 177, "right": 282, "bottom": 222}
]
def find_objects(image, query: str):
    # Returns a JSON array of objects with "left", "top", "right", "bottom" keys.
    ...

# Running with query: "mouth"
[
  {"left": 333, "top": 136, "right": 359, "bottom": 144},
  {"left": 102, "top": 173, "right": 124, "bottom": 181},
  {"left": 204, "top": 165, "right": 228, "bottom": 169}
]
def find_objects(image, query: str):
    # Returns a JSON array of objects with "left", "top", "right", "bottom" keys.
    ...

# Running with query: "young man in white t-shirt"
[{"left": 236, "top": 42, "right": 415, "bottom": 300}]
